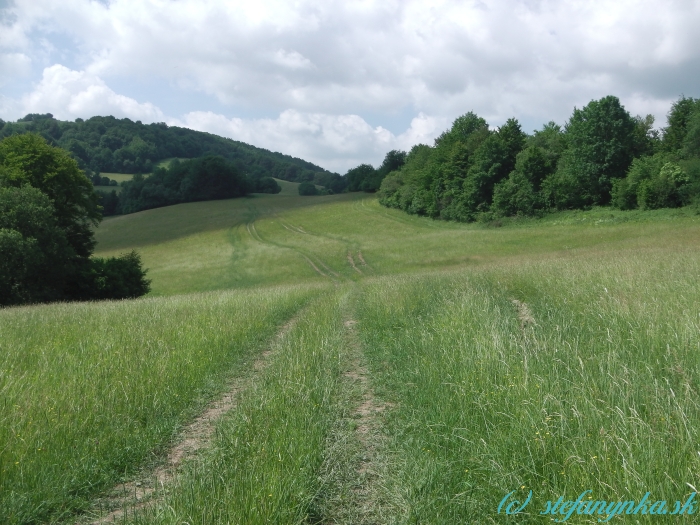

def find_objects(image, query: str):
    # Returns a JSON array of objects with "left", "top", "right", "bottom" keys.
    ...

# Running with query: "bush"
[
  {"left": 298, "top": 182, "right": 319, "bottom": 195},
  {"left": 637, "top": 162, "right": 689, "bottom": 210},
  {"left": 71, "top": 251, "right": 151, "bottom": 301},
  {"left": 492, "top": 171, "right": 541, "bottom": 217},
  {"left": 611, "top": 154, "right": 694, "bottom": 210},
  {"left": 253, "top": 177, "right": 282, "bottom": 194}
]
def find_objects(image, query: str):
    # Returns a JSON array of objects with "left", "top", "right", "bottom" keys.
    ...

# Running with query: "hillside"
[
  {"left": 0, "top": 113, "right": 335, "bottom": 183},
  {"left": 2, "top": 189, "right": 700, "bottom": 523}
]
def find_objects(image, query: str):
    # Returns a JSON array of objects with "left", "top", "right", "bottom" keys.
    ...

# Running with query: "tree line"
[
  {"left": 0, "top": 134, "right": 150, "bottom": 306},
  {"left": 0, "top": 114, "right": 334, "bottom": 185},
  {"left": 99, "top": 158, "right": 280, "bottom": 216},
  {"left": 354, "top": 95, "right": 700, "bottom": 221}
]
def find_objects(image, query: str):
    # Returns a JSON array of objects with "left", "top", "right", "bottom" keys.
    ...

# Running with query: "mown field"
[{"left": 1, "top": 183, "right": 699, "bottom": 523}]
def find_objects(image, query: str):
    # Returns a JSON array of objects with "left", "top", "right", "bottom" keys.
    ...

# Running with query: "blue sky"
[{"left": 1, "top": 0, "right": 699, "bottom": 173}]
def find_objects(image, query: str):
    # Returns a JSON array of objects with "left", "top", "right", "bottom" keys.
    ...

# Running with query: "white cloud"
[
  {"left": 273, "top": 49, "right": 314, "bottom": 70},
  {"left": 0, "top": 52, "right": 31, "bottom": 87},
  {"left": 1, "top": 0, "right": 700, "bottom": 167},
  {"left": 15, "top": 65, "right": 165, "bottom": 122},
  {"left": 175, "top": 110, "right": 446, "bottom": 173}
]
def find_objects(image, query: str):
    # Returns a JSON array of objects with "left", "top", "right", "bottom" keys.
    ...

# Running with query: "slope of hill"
[
  {"left": 0, "top": 113, "right": 334, "bottom": 183},
  {"left": 2, "top": 190, "right": 700, "bottom": 523}
]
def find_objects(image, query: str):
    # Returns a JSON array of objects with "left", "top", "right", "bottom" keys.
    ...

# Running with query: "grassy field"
[
  {"left": 2, "top": 187, "right": 699, "bottom": 523},
  {"left": 154, "top": 157, "right": 189, "bottom": 169},
  {"left": 93, "top": 159, "right": 189, "bottom": 191},
  {"left": 100, "top": 173, "right": 135, "bottom": 183}
]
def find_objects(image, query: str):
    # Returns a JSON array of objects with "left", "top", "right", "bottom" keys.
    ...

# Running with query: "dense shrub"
[
  {"left": 298, "top": 181, "right": 319, "bottom": 195},
  {"left": 253, "top": 176, "right": 281, "bottom": 194},
  {"left": 71, "top": 251, "right": 151, "bottom": 301}
]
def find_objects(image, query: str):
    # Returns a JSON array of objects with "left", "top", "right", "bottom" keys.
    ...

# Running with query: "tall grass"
[
  {"left": 356, "top": 247, "right": 700, "bottom": 522},
  {"left": 0, "top": 284, "right": 321, "bottom": 524},
  {"left": 128, "top": 290, "right": 349, "bottom": 524},
  {"left": 95, "top": 194, "right": 700, "bottom": 296},
  {"left": 7, "top": 190, "right": 700, "bottom": 523}
]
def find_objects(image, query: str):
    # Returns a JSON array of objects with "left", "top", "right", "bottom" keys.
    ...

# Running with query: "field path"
[
  {"left": 315, "top": 305, "right": 393, "bottom": 524},
  {"left": 83, "top": 311, "right": 303, "bottom": 524},
  {"left": 347, "top": 252, "right": 363, "bottom": 274},
  {"left": 246, "top": 217, "right": 344, "bottom": 281}
]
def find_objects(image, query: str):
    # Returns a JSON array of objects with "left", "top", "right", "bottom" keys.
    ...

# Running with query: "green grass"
[
  {"left": 271, "top": 178, "right": 300, "bottom": 195},
  {"left": 129, "top": 290, "right": 351, "bottom": 524},
  {"left": 355, "top": 248, "right": 700, "bottom": 522},
  {"left": 100, "top": 173, "right": 134, "bottom": 183},
  {"left": 5, "top": 190, "right": 700, "bottom": 523},
  {"left": 0, "top": 285, "right": 322, "bottom": 524},
  {"left": 95, "top": 194, "right": 700, "bottom": 296},
  {"left": 154, "top": 157, "right": 189, "bottom": 169}
]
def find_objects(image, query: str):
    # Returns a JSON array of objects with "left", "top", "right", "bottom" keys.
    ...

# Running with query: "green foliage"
[
  {"left": 433, "top": 111, "right": 488, "bottom": 148},
  {"left": 632, "top": 113, "right": 660, "bottom": 157},
  {"left": 460, "top": 122, "right": 525, "bottom": 216},
  {"left": 546, "top": 95, "right": 636, "bottom": 208},
  {"left": 117, "top": 155, "right": 250, "bottom": 214},
  {"left": 637, "top": 161, "right": 689, "bottom": 210},
  {"left": 99, "top": 189, "right": 120, "bottom": 216},
  {"left": 527, "top": 121, "right": 568, "bottom": 173},
  {"left": 313, "top": 171, "right": 347, "bottom": 193},
  {"left": 611, "top": 153, "right": 695, "bottom": 210},
  {"left": 682, "top": 108, "right": 700, "bottom": 158},
  {"left": 0, "top": 228, "right": 37, "bottom": 303},
  {"left": 75, "top": 251, "right": 151, "bottom": 300},
  {"left": 346, "top": 150, "right": 407, "bottom": 193},
  {"left": 378, "top": 113, "right": 525, "bottom": 221},
  {"left": 298, "top": 181, "right": 319, "bottom": 195},
  {"left": 0, "top": 114, "right": 335, "bottom": 185},
  {"left": 662, "top": 96, "right": 700, "bottom": 152},
  {"left": 346, "top": 163, "right": 376, "bottom": 192},
  {"left": 252, "top": 176, "right": 282, "bottom": 194},
  {"left": 379, "top": 95, "right": 700, "bottom": 222},
  {"left": 515, "top": 145, "right": 552, "bottom": 191},
  {"left": 89, "top": 172, "right": 119, "bottom": 187},
  {"left": 0, "top": 133, "right": 100, "bottom": 257},
  {"left": 0, "top": 133, "right": 149, "bottom": 304},
  {"left": 378, "top": 144, "right": 435, "bottom": 214},
  {"left": 492, "top": 171, "right": 541, "bottom": 217},
  {"left": 377, "top": 149, "right": 407, "bottom": 176},
  {"left": 0, "top": 186, "right": 73, "bottom": 305}
]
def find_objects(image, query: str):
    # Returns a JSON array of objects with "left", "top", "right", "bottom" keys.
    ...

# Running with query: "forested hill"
[{"left": 0, "top": 114, "right": 334, "bottom": 183}]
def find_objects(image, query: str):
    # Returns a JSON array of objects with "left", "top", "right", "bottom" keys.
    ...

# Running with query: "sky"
[{"left": 1, "top": 0, "right": 699, "bottom": 173}]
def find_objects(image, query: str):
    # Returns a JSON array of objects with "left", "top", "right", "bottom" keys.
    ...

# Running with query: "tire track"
[
  {"left": 347, "top": 252, "right": 363, "bottom": 274},
  {"left": 82, "top": 313, "right": 303, "bottom": 525},
  {"left": 315, "top": 309, "right": 393, "bottom": 524},
  {"left": 246, "top": 220, "right": 335, "bottom": 280},
  {"left": 277, "top": 219, "right": 363, "bottom": 279}
]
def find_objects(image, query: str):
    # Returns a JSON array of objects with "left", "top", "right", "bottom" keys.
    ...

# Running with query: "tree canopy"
[
  {"left": 116, "top": 156, "right": 251, "bottom": 215},
  {"left": 0, "top": 114, "right": 336, "bottom": 186},
  {"left": 0, "top": 133, "right": 150, "bottom": 305},
  {"left": 377, "top": 95, "right": 700, "bottom": 222},
  {"left": 0, "top": 133, "right": 101, "bottom": 257}
]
